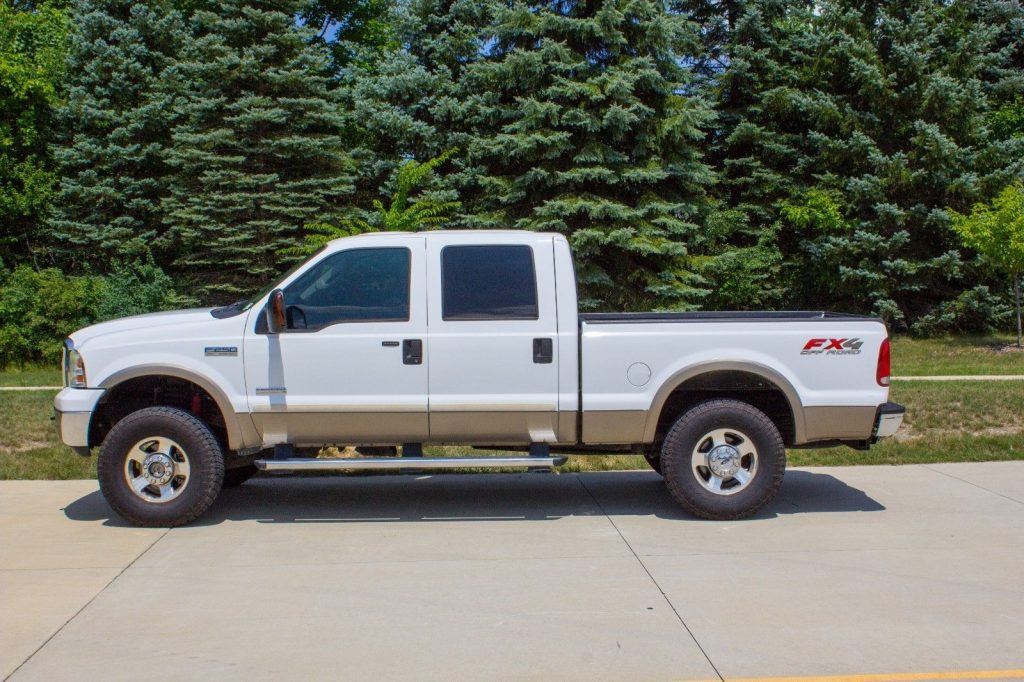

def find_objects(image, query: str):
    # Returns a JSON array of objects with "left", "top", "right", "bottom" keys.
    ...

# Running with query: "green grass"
[
  {"left": 2, "top": 336, "right": 1020, "bottom": 479},
  {"left": 0, "top": 390, "right": 96, "bottom": 479},
  {"left": 891, "top": 335, "right": 1023, "bottom": 376},
  {"left": 0, "top": 363, "right": 61, "bottom": 387},
  {"left": 789, "top": 381, "right": 1023, "bottom": 466}
]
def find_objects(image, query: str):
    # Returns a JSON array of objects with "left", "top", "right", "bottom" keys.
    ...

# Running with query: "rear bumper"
[{"left": 873, "top": 401, "right": 905, "bottom": 440}]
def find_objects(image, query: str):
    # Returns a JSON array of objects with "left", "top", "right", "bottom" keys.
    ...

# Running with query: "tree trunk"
[{"left": 1015, "top": 273, "right": 1022, "bottom": 349}]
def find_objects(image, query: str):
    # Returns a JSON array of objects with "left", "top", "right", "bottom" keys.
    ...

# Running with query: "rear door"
[{"left": 425, "top": 234, "right": 560, "bottom": 444}]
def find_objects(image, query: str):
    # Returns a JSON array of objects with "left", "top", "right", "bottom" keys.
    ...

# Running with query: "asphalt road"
[{"left": 3, "top": 463, "right": 1024, "bottom": 681}]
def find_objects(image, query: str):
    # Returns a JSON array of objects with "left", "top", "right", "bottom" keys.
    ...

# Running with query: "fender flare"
[
  {"left": 97, "top": 364, "right": 260, "bottom": 450},
  {"left": 642, "top": 360, "right": 807, "bottom": 444}
]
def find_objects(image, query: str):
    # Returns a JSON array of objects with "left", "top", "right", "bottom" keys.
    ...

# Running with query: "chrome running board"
[{"left": 254, "top": 456, "right": 566, "bottom": 472}]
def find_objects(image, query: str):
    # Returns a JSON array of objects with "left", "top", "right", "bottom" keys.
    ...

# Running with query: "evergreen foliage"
[
  {"left": 301, "top": 0, "right": 395, "bottom": 69},
  {"left": 342, "top": 0, "right": 489, "bottom": 209},
  {"left": 3, "top": 0, "right": 1022, "bottom": 337},
  {"left": 459, "top": 0, "right": 717, "bottom": 311},
  {"left": 701, "top": 0, "right": 1024, "bottom": 327},
  {"left": 289, "top": 148, "right": 460, "bottom": 255},
  {"left": 50, "top": 0, "right": 186, "bottom": 266},
  {"left": 793, "top": 1, "right": 1023, "bottom": 326},
  {"left": 161, "top": 0, "right": 354, "bottom": 302}
]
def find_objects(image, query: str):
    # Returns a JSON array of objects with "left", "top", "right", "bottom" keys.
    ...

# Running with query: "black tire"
[
  {"left": 643, "top": 450, "right": 662, "bottom": 475},
  {"left": 222, "top": 464, "right": 258, "bottom": 488},
  {"left": 661, "top": 399, "right": 785, "bottom": 520},
  {"left": 98, "top": 406, "right": 225, "bottom": 527}
]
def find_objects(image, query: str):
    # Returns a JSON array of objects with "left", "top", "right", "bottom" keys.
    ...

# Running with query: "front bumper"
[
  {"left": 53, "top": 387, "right": 105, "bottom": 454},
  {"left": 873, "top": 401, "right": 905, "bottom": 440}
]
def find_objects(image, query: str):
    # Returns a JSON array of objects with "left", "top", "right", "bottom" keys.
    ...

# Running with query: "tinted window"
[
  {"left": 441, "top": 245, "right": 538, "bottom": 320},
  {"left": 282, "top": 247, "right": 410, "bottom": 329}
]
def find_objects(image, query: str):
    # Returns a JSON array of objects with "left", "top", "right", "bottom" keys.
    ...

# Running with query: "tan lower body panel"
[
  {"left": 251, "top": 412, "right": 429, "bottom": 446},
  {"left": 581, "top": 410, "right": 647, "bottom": 445},
  {"left": 428, "top": 411, "right": 561, "bottom": 445},
  {"left": 802, "top": 405, "right": 877, "bottom": 442},
  {"left": 251, "top": 411, "right": 568, "bottom": 446}
]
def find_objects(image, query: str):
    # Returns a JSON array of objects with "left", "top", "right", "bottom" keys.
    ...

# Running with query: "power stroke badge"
[{"left": 801, "top": 338, "right": 863, "bottom": 355}]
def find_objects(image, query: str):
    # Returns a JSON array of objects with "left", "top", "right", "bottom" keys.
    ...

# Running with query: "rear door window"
[{"left": 441, "top": 245, "right": 539, "bottom": 320}]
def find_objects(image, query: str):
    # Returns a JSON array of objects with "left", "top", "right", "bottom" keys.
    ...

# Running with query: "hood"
[{"left": 69, "top": 308, "right": 218, "bottom": 348}]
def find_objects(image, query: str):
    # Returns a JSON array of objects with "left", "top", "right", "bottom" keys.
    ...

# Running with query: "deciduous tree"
[
  {"left": 0, "top": 1, "right": 68, "bottom": 268},
  {"left": 949, "top": 183, "right": 1024, "bottom": 347}
]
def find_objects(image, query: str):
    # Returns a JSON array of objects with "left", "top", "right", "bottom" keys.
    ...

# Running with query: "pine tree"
[
  {"left": 784, "top": 0, "right": 1024, "bottom": 326},
  {"left": 685, "top": 0, "right": 809, "bottom": 309},
  {"left": 301, "top": 0, "right": 394, "bottom": 70},
  {"left": 50, "top": 0, "right": 186, "bottom": 266},
  {"left": 341, "top": 0, "right": 489, "bottom": 211},
  {"left": 459, "top": 0, "right": 717, "bottom": 311},
  {"left": 162, "top": 0, "right": 354, "bottom": 302},
  {"left": 707, "top": 0, "right": 808, "bottom": 229}
]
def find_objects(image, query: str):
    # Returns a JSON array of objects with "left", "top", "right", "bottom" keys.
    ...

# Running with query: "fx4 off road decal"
[{"left": 801, "top": 338, "right": 863, "bottom": 355}]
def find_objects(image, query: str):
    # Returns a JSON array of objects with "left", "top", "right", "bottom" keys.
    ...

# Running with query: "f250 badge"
[{"left": 801, "top": 338, "right": 863, "bottom": 355}]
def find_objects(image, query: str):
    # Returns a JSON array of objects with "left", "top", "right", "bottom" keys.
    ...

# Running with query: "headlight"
[{"left": 63, "top": 340, "right": 87, "bottom": 388}]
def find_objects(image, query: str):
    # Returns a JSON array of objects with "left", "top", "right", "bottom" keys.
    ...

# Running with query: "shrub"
[
  {"left": 94, "top": 260, "right": 193, "bottom": 322},
  {"left": 0, "top": 261, "right": 189, "bottom": 367},
  {"left": 0, "top": 266, "right": 104, "bottom": 366},
  {"left": 912, "top": 286, "right": 1013, "bottom": 336}
]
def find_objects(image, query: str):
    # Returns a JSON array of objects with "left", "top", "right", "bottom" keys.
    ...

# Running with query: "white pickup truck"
[{"left": 54, "top": 230, "right": 904, "bottom": 526}]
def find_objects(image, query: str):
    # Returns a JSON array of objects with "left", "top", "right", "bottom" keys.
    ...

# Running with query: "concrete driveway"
[{"left": 3, "top": 462, "right": 1024, "bottom": 681}]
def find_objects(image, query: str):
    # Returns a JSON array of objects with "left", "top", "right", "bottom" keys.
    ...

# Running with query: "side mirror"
[{"left": 266, "top": 289, "right": 286, "bottom": 334}]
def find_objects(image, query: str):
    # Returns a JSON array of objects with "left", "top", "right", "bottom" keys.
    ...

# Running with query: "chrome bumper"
[{"left": 873, "top": 402, "right": 905, "bottom": 440}]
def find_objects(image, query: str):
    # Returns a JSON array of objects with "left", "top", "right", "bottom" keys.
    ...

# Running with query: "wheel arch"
[
  {"left": 93, "top": 365, "right": 259, "bottom": 451},
  {"left": 643, "top": 361, "right": 806, "bottom": 446}
]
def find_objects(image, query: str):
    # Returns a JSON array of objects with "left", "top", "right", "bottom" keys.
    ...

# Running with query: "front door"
[
  {"left": 425, "top": 234, "right": 560, "bottom": 444},
  {"left": 243, "top": 235, "right": 428, "bottom": 446}
]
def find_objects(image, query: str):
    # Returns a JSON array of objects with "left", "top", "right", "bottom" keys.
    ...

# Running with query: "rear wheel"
[
  {"left": 660, "top": 399, "right": 785, "bottom": 520},
  {"left": 98, "top": 407, "right": 224, "bottom": 527}
]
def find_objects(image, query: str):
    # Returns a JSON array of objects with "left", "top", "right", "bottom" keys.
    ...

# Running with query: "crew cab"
[{"left": 54, "top": 231, "right": 904, "bottom": 526}]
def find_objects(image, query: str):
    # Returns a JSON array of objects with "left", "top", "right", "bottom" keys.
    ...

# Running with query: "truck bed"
[
  {"left": 577, "top": 310, "right": 890, "bottom": 446},
  {"left": 579, "top": 311, "right": 880, "bottom": 323}
]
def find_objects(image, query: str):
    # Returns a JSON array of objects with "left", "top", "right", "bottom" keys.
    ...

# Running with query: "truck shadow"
[{"left": 63, "top": 469, "right": 884, "bottom": 527}]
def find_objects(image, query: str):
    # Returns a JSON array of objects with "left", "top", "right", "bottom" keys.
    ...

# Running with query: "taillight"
[{"left": 876, "top": 337, "right": 891, "bottom": 387}]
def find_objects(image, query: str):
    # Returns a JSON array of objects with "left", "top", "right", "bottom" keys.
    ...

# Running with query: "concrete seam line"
[
  {"left": 920, "top": 464, "right": 1024, "bottom": 506},
  {"left": 574, "top": 474, "right": 724, "bottom": 682},
  {"left": 4, "top": 527, "right": 171, "bottom": 679},
  {"left": 701, "top": 670, "right": 1024, "bottom": 681}
]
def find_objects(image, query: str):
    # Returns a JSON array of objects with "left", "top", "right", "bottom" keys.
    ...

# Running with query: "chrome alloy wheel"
[
  {"left": 691, "top": 428, "right": 758, "bottom": 496},
  {"left": 123, "top": 437, "right": 191, "bottom": 503}
]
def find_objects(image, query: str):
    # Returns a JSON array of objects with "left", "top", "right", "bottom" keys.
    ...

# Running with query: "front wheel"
[
  {"left": 661, "top": 399, "right": 785, "bottom": 520},
  {"left": 97, "top": 407, "right": 225, "bottom": 527}
]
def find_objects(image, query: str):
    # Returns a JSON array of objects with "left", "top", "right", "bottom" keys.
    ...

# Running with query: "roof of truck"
[{"left": 330, "top": 230, "right": 564, "bottom": 243}]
